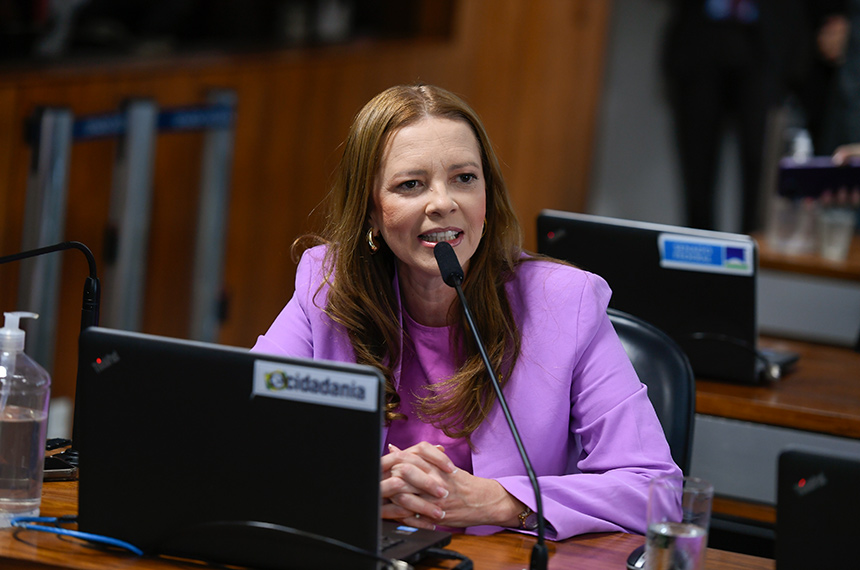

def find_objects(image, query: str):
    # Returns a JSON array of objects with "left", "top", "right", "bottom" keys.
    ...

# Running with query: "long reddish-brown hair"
[{"left": 297, "top": 84, "right": 524, "bottom": 439}]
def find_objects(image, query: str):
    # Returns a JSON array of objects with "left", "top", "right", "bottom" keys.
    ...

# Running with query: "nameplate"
[
  {"left": 658, "top": 234, "right": 754, "bottom": 276},
  {"left": 252, "top": 360, "right": 379, "bottom": 412}
]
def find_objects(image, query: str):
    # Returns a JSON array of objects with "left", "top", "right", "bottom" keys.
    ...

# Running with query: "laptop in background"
[
  {"left": 776, "top": 447, "right": 860, "bottom": 569},
  {"left": 75, "top": 327, "right": 450, "bottom": 570},
  {"left": 537, "top": 210, "right": 797, "bottom": 384}
]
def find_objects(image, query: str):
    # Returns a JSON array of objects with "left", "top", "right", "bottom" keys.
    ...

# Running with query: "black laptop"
[
  {"left": 537, "top": 210, "right": 797, "bottom": 384},
  {"left": 776, "top": 447, "right": 860, "bottom": 569},
  {"left": 75, "top": 327, "right": 451, "bottom": 570}
]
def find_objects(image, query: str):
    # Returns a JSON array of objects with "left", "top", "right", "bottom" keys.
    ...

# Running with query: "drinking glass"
[{"left": 645, "top": 476, "right": 713, "bottom": 570}]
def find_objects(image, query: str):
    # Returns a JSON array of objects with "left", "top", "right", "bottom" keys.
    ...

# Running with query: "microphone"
[
  {"left": 433, "top": 241, "right": 548, "bottom": 570},
  {"left": 0, "top": 241, "right": 100, "bottom": 333},
  {"left": 0, "top": 240, "right": 101, "bottom": 469}
]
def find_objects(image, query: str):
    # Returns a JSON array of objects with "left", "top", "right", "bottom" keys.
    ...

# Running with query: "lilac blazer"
[{"left": 252, "top": 245, "right": 681, "bottom": 540}]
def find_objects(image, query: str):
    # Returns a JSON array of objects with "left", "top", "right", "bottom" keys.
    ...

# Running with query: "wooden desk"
[
  {"left": 436, "top": 531, "right": 772, "bottom": 570},
  {"left": 695, "top": 336, "right": 860, "bottom": 524},
  {"left": 0, "top": 482, "right": 774, "bottom": 570},
  {"left": 697, "top": 337, "right": 860, "bottom": 438},
  {"left": 754, "top": 233, "right": 860, "bottom": 282}
]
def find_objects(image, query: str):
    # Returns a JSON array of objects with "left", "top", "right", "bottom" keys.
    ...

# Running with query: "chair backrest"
[{"left": 608, "top": 308, "right": 696, "bottom": 474}]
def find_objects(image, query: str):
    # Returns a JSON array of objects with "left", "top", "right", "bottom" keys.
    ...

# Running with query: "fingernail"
[
  {"left": 437, "top": 487, "right": 449, "bottom": 499},
  {"left": 388, "top": 444, "right": 400, "bottom": 453},
  {"left": 436, "top": 510, "right": 446, "bottom": 520}
]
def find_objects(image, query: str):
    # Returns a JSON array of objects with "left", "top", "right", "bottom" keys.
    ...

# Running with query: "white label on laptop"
[
  {"left": 252, "top": 360, "right": 379, "bottom": 412},
  {"left": 658, "top": 234, "right": 754, "bottom": 276}
]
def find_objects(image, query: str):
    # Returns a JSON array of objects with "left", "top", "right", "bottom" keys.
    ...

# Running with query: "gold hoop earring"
[{"left": 367, "top": 228, "right": 379, "bottom": 254}]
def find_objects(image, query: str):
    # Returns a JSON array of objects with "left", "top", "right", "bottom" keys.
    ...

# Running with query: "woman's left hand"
[{"left": 382, "top": 442, "right": 524, "bottom": 530}]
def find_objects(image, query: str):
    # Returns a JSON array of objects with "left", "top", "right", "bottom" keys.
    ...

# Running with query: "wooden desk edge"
[
  {"left": 753, "top": 232, "right": 860, "bottom": 282},
  {"left": 695, "top": 391, "right": 860, "bottom": 439},
  {"left": 712, "top": 496, "right": 776, "bottom": 526},
  {"left": 694, "top": 337, "right": 860, "bottom": 438},
  {"left": 0, "top": 482, "right": 775, "bottom": 570}
]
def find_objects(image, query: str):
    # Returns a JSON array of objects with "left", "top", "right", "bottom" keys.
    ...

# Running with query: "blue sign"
[
  {"left": 659, "top": 234, "right": 754, "bottom": 275},
  {"left": 72, "top": 104, "right": 234, "bottom": 141}
]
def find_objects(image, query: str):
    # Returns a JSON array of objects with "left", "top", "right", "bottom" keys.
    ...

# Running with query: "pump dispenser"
[{"left": 0, "top": 311, "right": 51, "bottom": 527}]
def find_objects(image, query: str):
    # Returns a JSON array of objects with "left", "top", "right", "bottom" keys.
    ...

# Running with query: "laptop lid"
[
  {"left": 776, "top": 447, "right": 860, "bottom": 569},
  {"left": 75, "top": 327, "right": 449, "bottom": 569},
  {"left": 537, "top": 210, "right": 760, "bottom": 383}
]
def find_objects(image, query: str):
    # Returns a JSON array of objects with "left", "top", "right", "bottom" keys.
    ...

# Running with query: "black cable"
[
  {"left": 688, "top": 332, "right": 783, "bottom": 380},
  {"left": 14, "top": 516, "right": 431, "bottom": 569},
  {"left": 425, "top": 547, "right": 474, "bottom": 570},
  {"left": 177, "top": 520, "right": 412, "bottom": 570}
]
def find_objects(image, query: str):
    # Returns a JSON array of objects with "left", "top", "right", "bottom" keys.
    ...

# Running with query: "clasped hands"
[{"left": 381, "top": 441, "right": 523, "bottom": 531}]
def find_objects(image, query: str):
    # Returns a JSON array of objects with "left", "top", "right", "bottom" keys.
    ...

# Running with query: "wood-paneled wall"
[{"left": 0, "top": 0, "right": 611, "bottom": 401}]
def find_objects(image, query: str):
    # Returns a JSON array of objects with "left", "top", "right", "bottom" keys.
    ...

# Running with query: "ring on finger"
[{"left": 414, "top": 513, "right": 421, "bottom": 519}]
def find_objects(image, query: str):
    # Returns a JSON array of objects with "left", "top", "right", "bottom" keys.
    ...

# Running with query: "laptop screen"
[
  {"left": 777, "top": 448, "right": 860, "bottom": 569},
  {"left": 76, "top": 327, "right": 387, "bottom": 570},
  {"left": 537, "top": 210, "right": 760, "bottom": 383}
]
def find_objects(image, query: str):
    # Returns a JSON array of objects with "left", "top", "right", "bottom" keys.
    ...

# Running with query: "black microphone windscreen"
[{"left": 434, "top": 242, "right": 464, "bottom": 287}]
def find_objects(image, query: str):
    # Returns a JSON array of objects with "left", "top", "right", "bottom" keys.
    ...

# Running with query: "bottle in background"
[
  {"left": 0, "top": 312, "right": 50, "bottom": 527},
  {"left": 767, "top": 128, "right": 816, "bottom": 253}
]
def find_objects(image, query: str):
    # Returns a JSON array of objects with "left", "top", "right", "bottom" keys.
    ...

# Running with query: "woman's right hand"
[
  {"left": 381, "top": 442, "right": 526, "bottom": 530},
  {"left": 381, "top": 442, "right": 456, "bottom": 529}
]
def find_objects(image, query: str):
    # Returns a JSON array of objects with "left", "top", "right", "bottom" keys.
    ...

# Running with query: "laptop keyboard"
[{"left": 380, "top": 534, "right": 405, "bottom": 551}]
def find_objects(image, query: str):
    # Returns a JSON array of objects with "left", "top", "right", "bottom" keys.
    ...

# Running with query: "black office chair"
[{"left": 607, "top": 308, "right": 696, "bottom": 474}]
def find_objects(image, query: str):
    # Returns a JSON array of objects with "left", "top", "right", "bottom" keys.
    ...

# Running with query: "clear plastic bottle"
[
  {"left": 0, "top": 312, "right": 50, "bottom": 527},
  {"left": 767, "top": 128, "right": 815, "bottom": 252}
]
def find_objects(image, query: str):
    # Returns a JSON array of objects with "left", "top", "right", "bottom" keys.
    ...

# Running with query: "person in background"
[
  {"left": 818, "top": 0, "right": 860, "bottom": 153},
  {"left": 661, "top": 0, "right": 807, "bottom": 233},
  {"left": 796, "top": 0, "right": 849, "bottom": 153},
  {"left": 252, "top": 84, "right": 680, "bottom": 539}
]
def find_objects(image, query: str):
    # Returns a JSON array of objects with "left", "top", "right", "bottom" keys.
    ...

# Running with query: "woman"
[{"left": 252, "top": 84, "right": 680, "bottom": 540}]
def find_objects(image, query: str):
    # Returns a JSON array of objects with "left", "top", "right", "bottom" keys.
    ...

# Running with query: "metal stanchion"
[
  {"left": 18, "top": 90, "right": 237, "bottom": 378},
  {"left": 158, "top": 90, "right": 237, "bottom": 342},
  {"left": 101, "top": 99, "right": 159, "bottom": 332},
  {"left": 19, "top": 107, "right": 74, "bottom": 372}
]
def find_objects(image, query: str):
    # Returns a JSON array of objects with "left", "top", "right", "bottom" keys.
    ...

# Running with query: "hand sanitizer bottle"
[{"left": 0, "top": 312, "right": 51, "bottom": 527}]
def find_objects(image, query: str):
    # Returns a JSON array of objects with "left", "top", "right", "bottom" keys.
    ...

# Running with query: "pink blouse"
[{"left": 384, "top": 310, "right": 473, "bottom": 473}]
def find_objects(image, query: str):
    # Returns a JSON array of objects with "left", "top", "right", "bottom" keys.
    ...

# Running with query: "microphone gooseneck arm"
[
  {"left": 0, "top": 240, "right": 101, "bottom": 467},
  {"left": 0, "top": 240, "right": 98, "bottom": 278},
  {"left": 433, "top": 242, "right": 548, "bottom": 570},
  {"left": 0, "top": 240, "right": 100, "bottom": 331}
]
